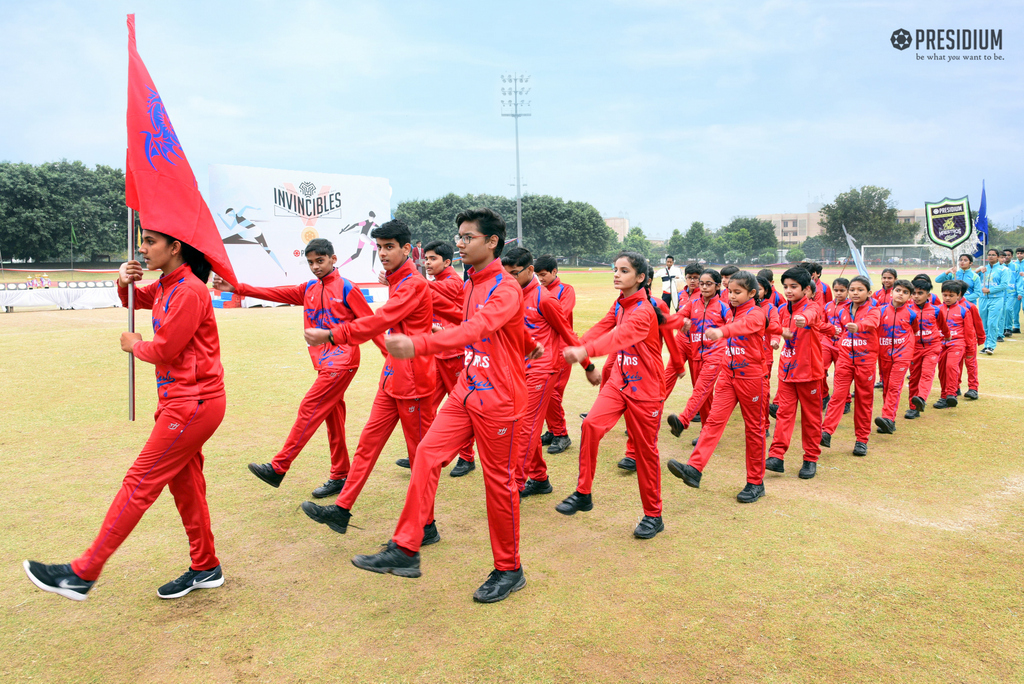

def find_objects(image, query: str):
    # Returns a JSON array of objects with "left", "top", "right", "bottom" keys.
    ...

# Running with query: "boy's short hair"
[
  {"left": 423, "top": 240, "right": 454, "bottom": 263},
  {"left": 500, "top": 246, "right": 533, "bottom": 269},
  {"left": 832, "top": 277, "right": 850, "bottom": 289},
  {"left": 881, "top": 267, "right": 898, "bottom": 278},
  {"left": 1003, "top": 249, "right": 1013, "bottom": 256},
  {"left": 781, "top": 267, "right": 812, "bottom": 290},
  {"left": 913, "top": 273, "right": 932, "bottom": 284},
  {"left": 534, "top": 254, "right": 558, "bottom": 273},
  {"left": 665, "top": 255, "right": 674, "bottom": 262},
  {"left": 684, "top": 263, "right": 703, "bottom": 276},
  {"left": 720, "top": 265, "right": 739, "bottom": 278},
  {"left": 911, "top": 278, "right": 932, "bottom": 292},
  {"left": 305, "top": 238, "right": 334, "bottom": 257},
  {"left": 757, "top": 268, "right": 774, "bottom": 282},
  {"left": 940, "top": 280, "right": 961, "bottom": 294},
  {"left": 1016, "top": 248, "right": 1024, "bottom": 254},
  {"left": 957, "top": 281, "right": 970, "bottom": 296},
  {"left": 371, "top": 218, "right": 412, "bottom": 247},
  {"left": 893, "top": 278, "right": 913, "bottom": 293},
  {"left": 802, "top": 261, "right": 823, "bottom": 276},
  {"left": 456, "top": 207, "right": 507, "bottom": 258}
]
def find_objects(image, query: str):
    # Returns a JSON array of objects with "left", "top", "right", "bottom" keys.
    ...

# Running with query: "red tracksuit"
[
  {"left": 939, "top": 300, "right": 974, "bottom": 398},
  {"left": 821, "top": 300, "right": 880, "bottom": 443},
  {"left": 674, "top": 292, "right": 730, "bottom": 426},
  {"left": 329, "top": 258, "right": 437, "bottom": 512},
  {"left": 517, "top": 278, "right": 589, "bottom": 488},
  {"left": 813, "top": 280, "right": 833, "bottom": 307},
  {"left": 688, "top": 299, "right": 767, "bottom": 483},
  {"left": 873, "top": 287, "right": 894, "bottom": 306},
  {"left": 907, "top": 301, "right": 949, "bottom": 405},
  {"left": 235, "top": 269, "right": 377, "bottom": 480},
  {"left": 579, "top": 289, "right": 665, "bottom": 516},
  {"left": 959, "top": 301, "right": 985, "bottom": 391},
  {"left": 72, "top": 263, "right": 225, "bottom": 581},
  {"left": 877, "top": 302, "right": 918, "bottom": 421},
  {"left": 767, "top": 296, "right": 824, "bottom": 463},
  {"left": 760, "top": 299, "right": 782, "bottom": 428},
  {"left": 820, "top": 299, "right": 843, "bottom": 400},
  {"left": 427, "top": 266, "right": 474, "bottom": 463},
  {"left": 665, "top": 286, "right": 699, "bottom": 397},
  {"left": 543, "top": 277, "right": 577, "bottom": 438},
  {"left": 392, "top": 258, "right": 527, "bottom": 571}
]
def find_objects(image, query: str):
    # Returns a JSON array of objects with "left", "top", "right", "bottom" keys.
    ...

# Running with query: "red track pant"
[
  {"left": 878, "top": 356, "right": 910, "bottom": 421},
  {"left": 336, "top": 390, "right": 435, "bottom": 510},
  {"left": 579, "top": 386, "right": 662, "bottom": 516},
  {"left": 71, "top": 396, "right": 225, "bottom": 582},
  {"left": 959, "top": 346, "right": 979, "bottom": 391},
  {"left": 822, "top": 360, "right": 875, "bottom": 443},
  {"left": 432, "top": 356, "right": 474, "bottom": 462},
  {"left": 392, "top": 400, "right": 520, "bottom": 571},
  {"left": 688, "top": 373, "right": 766, "bottom": 484},
  {"left": 680, "top": 359, "right": 720, "bottom": 425},
  {"left": 544, "top": 362, "right": 572, "bottom": 436},
  {"left": 762, "top": 367, "right": 772, "bottom": 429},
  {"left": 516, "top": 372, "right": 557, "bottom": 488},
  {"left": 767, "top": 380, "right": 822, "bottom": 462},
  {"left": 908, "top": 344, "right": 941, "bottom": 407},
  {"left": 821, "top": 344, "right": 838, "bottom": 399},
  {"left": 271, "top": 368, "right": 355, "bottom": 480},
  {"left": 938, "top": 345, "right": 966, "bottom": 398}
]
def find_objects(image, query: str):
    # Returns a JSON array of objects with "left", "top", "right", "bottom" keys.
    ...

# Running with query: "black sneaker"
[
  {"left": 301, "top": 501, "right": 351, "bottom": 534},
  {"left": 396, "top": 458, "right": 411, "bottom": 469},
  {"left": 956, "top": 389, "right": 962, "bottom": 397},
  {"left": 874, "top": 417, "right": 895, "bottom": 434},
  {"left": 852, "top": 442, "right": 867, "bottom": 457},
  {"left": 473, "top": 567, "right": 526, "bottom": 603},
  {"left": 311, "top": 478, "right": 345, "bottom": 499},
  {"left": 666, "top": 413, "right": 686, "bottom": 437},
  {"left": 617, "top": 457, "right": 636, "bottom": 471},
  {"left": 997, "top": 336, "right": 1005, "bottom": 342},
  {"left": 23, "top": 561, "right": 93, "bottom": 601},
  {"left": 547, "top": 435, "right": 572, "bottom": 454},
  {"left": 736, "top": 483, "right": 765, "bottom": 503},
  {"left": 633, "top": 515, "right": 664, "bottom": 539},
  {"left": 820, "top": 432, "right": 832, "bottom": 448},
  {"left": 798, "top": 460, "right": 816, "bottom": 479},
  {"left": 911, "top": 396, "right": 925, "bottom": 412},
  {"left": 248, "top": 462, "right": 284, "bottom": 488},
  {"left": 945, "top": 395, "right": 958, "bottom": 407},
  {"left": 769, "top": 403, "right": 779, "bottom": 419},
  {"left": 1014, "top": 328, "right": 1021, "bottom": 334},
  {"left": 692, "top": 413, "right": 701, "bottom": 423},
  {"left": 874, "top": 380, "right": 883, "bottom": 389},
  {"left": 666, "top": 459, "right": 701, "bottom": 488},
  {"left": 933, "top": 398, "right": 949, "bottom": 409},
  {"left": 352, "top": 541, "right": 421, "bottom": 578},
  {"left": 765, "top": 457, "right": 785, "bottom": 473},
  {"left": 540, "top": 431, "right": 554, "bottom": 446},
  {"left": 691, "top": 437, "right": 699, "bottom": 447},
  {"left": 579, "top": 412, "right": 588, "bottom": 419},
  {"left": 965, "top": 389, "right": 979, "bottom": 400},
  {"left": 843, "top": 402, "right": 851, "bottom": 415},
  {"left": 822, "top": 394, "right": 830, "bottom": 411},
  {"left": 520, "top": 478, "right": 553, "bottom": 497},
  {"left": 555, "top": 491, "right": 593, "bottom": 515},
  {"left": 904, "top": 408, "right": 920, "bottom": 419},
  {"left": 450, "top": 458, "right": 475, "bottom": 477},
  {"left": 421, "top": 521, "right": 441, "bottom": 546},
  {"left": 1004, "top": 331, "right": 1013, "bottom": 338},
  {"left": 157, "top": 565, "right": 224, "bottom": 599},
  {"left": 983, "top": 348, "right": 993, "bottom": 355}
]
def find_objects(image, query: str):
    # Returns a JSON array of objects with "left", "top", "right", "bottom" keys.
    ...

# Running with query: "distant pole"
[
  {"left": 127, "top": 208, "right": 135, "bottom": 422},
  {"left": 501, "top": 73, "right": 531, "bottom": 245}
]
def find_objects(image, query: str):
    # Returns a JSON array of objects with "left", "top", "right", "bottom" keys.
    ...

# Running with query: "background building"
[
  {"left": 756, "top": 203, "right": 925, "bottom": 250},
  {"left": 603, "top": 216, "right": 629, "bottom": 241}
]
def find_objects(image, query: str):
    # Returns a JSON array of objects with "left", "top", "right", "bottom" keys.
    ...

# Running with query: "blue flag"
[
  {"left": 973, "top": 180, "right": 988, "bottom": 258},
  {"left": 842, "top": 225, "right": 871, "bottom": 285}
]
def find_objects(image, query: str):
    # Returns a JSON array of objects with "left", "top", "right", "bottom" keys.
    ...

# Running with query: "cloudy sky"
[{"left": 1, "top": 0, "right": 1021, "bottom": 238}]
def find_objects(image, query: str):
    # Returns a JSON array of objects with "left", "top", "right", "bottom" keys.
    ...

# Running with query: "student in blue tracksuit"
[
  {"left": 1004, "top": 249, "right": 1021, "bottom": 335},
  {"left": 936, "top": 254, "right": 981, "bottom": 304},
  {"left": 1012, "top": 248, "right": 1024, "bottom": 333},
  {"left": 976, "top": 248, "right": 1010, "bottom": 354}
]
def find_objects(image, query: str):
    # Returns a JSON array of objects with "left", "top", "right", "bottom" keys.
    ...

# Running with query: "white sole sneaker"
[
  {"left": 157, "top": 571, "right": 225, "bottom": 599},
  {"left": 23, "top": 560, "right": 90, "bottom": 601}
]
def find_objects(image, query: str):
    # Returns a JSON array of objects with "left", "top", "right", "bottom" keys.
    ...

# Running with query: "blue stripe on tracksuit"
[
  {"left": 1007, "top": 260, "right": 1023, "bottom": 331},
  {"left": 979, "top": 263, "right": 1010, "bottom": 350}
]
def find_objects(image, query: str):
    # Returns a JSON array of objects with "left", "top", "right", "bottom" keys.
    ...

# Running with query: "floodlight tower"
[{"left": 500, "top": 73, "right": 531, "bottom": 245}]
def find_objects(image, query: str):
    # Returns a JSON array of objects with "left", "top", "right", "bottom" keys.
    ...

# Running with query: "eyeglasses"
[
  {"left": 507, "top": 269, "right": 525, "bottom": 277},
  {"left": 454, "top": 233, "right": 484, "bottom": 244}
]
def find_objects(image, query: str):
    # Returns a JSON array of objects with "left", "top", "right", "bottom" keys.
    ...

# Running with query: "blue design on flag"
[
  {"left": 974, "top": 181, "right": 988, "bottom": 258},
  {"left": 141, "top": 86, "right": 182, "bottom": 170}
]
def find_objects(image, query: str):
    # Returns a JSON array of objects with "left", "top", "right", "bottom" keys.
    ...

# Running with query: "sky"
[{"left": 1, "top": 0, "right": 1022, "bottom": 239}]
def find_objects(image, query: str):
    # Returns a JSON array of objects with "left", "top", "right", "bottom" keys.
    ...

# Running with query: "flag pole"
[{"left": 127, "top": 207, "right": 135, "bottom": 422}]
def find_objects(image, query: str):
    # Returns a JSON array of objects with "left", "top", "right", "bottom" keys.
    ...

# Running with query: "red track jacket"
[
  {"left": 676, "top": 292, "right": 731, "bottom": 363},
  {"left": 834, "top": 300, "right": 881, "bottom": 366},
  {"left": 963, "top": 300, "right": 986, "bottom": 347},
  {"left": 942, "top": 299, "right": 976, "bottom": 349},
  {"left": 912, "top": 300, "right": 950, "bottom": 349},
  {"left": 759, "top": 298, "right": 782, "bottom": 373},
  {"left": 545, "top": 276, "right": 577, "bottom": 369},
  {"left": 873, "top": 287, "right": 894, "bottom": 306},
  {"left": 582, "top": 289, "right": 665, "bottom": 403},
  {"left": 877, "top": 302, "right": 919, "bottom": 363},
  {"left": 120, "top": 263, "right": 225, "bottom": 403},
  {"left": 427, "top": 266, "right": 465, "bottom": 359},
  {"left": 522, "top": 278, "right": 588, "bottom": 374},
  {"left": 717, "top": 299, "right": 768, "bottom": 379},
  {"left": 777, "top": 296, "right": 824, "bottom": 383}
]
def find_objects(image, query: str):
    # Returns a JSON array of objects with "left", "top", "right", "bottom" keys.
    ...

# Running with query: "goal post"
[{"left": 860, "top": 243, "right": 955, "bottom": 267}]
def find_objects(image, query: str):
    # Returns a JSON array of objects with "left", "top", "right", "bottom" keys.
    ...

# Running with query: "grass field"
[{"left": 3, "top": 265, "right": 1022, "bottom": 683}]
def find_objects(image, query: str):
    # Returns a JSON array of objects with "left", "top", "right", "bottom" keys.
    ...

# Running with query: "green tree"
[
  {"left": 622, "top": 225, "right": 652, "bottom": 258},
  {"left": 724, "top": 250, "right": 745, "bottom": 264},
  {"left": 819, "top": 185, "right": 918, "bottom": 248},
  {"left": 720, "top": 216, "right": 777, "bottom": 252},
  {"left": 787, "top": 247, "right": 806, "bottom": 262},
  {"left": 723, "top": 228, "right": 752, "bottom": 257},
  {"left": 665, "top": 228, "right": 686, "bottom": 258},
  {"left": 681, "top": 221, "right": 711, "bottom": 258},
  {"left": 696, "top": 249, "right": 716, "bottom": 263},
  {"left": 756, "top": 249, "right": 777, "bottom": 264},
  {"left": 800, "top": 235, "right": 829, "bottom": 260}
]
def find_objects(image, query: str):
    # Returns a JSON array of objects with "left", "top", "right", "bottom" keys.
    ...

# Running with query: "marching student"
[
  {"left": 300, "top": 220, "right": 439, "bottom": 540},
  {"left": 957, "top": 280, "right": 985, "bottom": 399},
  {"left": 873, "top": 279, "right": 918, "bottom": 434},
  {"left": 654, "top": 255, "right": 682, "bottom": 311},
  {"left": 719, "top": 265, "right": 739, "bottom": 302},
  {"left": 804, "top": 261, "right": 833, "bottom": 306},
  {"left": 349, "top": 208, "right": 529, "bottom": 604},
  {"left": 758, "top": 268, "right": 786, "bottom": 309},
  {"left": 219, "top": 238, "right": 378, "bottom": 498},
  {"left": 680, "top": 263, "right": 703, "bottom": 309},
  {"left": 821, "top": 278, "right": 849, "bottom": 415},
  {"left": 976, "top": 248, "right": 1009, "bottom": 354},
  {"left": 535, "top": 254, "right": 578, "bottom": 455},
  {"left": 935, "top": 281, "right": 975, "bottom": 409},
  {"left": 1013, "top": 248, "right": 1024, "bottom": 333},
  {"left": 557, "top": 252, "right": 666, "bottom": 540},
  {"left": 936, "top": 254, "right": 981, "bottom": 304},
  {"left": 756, "top": 276, "right": 782, "bottom": 433},
  {"left": 905, "top": 278, "right": 950, "bottom": 419},
  {"left": 820, "top": 276, "right": 880, "bottom": 456},
  {"left": 666, "top": 271, "right": 770, "bottom": 503},
  {"left": 873, "top": 268, "right": 897, "bottom": 305},
  {"left": 25, "top": 231, "right": 229, "bottom": 601},
  {"left": 666, "top": 269, "right": 730, "bottom": 442},
  {"left": 1002, "top": 249, "right": 1017, "bottom": 337},
  {"left": 500, "top": 247, "right": 593, "bottom": 498},
  {"left": 764, "top": 267, "right": 824, "bottom": 480}
]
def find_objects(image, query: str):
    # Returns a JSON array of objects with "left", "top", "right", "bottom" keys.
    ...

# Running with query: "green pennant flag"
[{"left": 71, "top": 224, "right": 78, "bottom": 246}]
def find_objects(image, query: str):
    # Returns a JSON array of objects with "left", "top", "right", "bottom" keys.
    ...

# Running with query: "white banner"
[{"left": 208, "top": 164, "right": 392, "bottom": 301}]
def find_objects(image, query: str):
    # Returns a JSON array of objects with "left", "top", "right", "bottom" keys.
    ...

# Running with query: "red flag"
[{"left": 125, "top": 14, "right": 237, "bottom": 286}]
